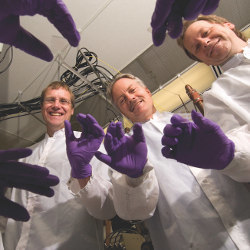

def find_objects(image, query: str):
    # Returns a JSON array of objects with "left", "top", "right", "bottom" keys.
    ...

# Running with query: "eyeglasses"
[{"left": 44, "top": 97, "right": 71, "bottom": 106}]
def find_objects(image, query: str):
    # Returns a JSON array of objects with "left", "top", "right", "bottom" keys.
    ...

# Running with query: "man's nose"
[
  {"left": 201, "top": 38, "right": 210, "bottom": 48},
  {"left": 52, "top": 99, "right": 61, "bottom": 107},
  {"left": 127, "top": 94, "right": 135, "bottom": 102}
]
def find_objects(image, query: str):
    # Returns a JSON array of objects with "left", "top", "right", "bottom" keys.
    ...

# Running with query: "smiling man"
[
  {"left": 111, "top": 75, "right": 156, "bottom": 123},
  {"left": 41, "top": 82, "right": 75, "bottom": 136},
  {"left": 176, "top": 15, "right": 250, "bottom": 183},
  {"left": 177, "top": 15, "right": 248, "bottom": 65},
  {"left": 108, "top": 73, "right": 250, "bottom": 250},
  {"left": 3, "top": 81, "right": 159, "bottom": 250}
]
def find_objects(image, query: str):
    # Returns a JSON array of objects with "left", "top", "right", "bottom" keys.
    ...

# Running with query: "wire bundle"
[
  {"left": 60, "top": 48, "right": 114, "bottom": 104},
  {"left": 0, "top": 48, "right": 114, "bottom": 121}
]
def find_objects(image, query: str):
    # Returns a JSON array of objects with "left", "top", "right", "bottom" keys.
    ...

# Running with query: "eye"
[
  {"left": 45, "top": 97, "right": 55, "bottom": 103},
  {"left": 202, "top": 31, "right": 208, "bottom": 37},
  {"left": 60, "top": 99, "right": 70, "bottom": 105},
  {"left": 129, "top": 88, "right": 135, "bottom": 93},
  {"left": 119, "top": 98, "right": 125, "bottom": 105}
]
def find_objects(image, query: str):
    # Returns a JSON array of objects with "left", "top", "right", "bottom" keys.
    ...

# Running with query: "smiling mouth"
[
  {"left": 49, "top": 112, "right": 63, "bottom": 116},
  {"left": 209, "top": 38, "right": 220, "bottom": 56},
  {"left": 129, "top": 100, "right": 142, "bottom": 112}
]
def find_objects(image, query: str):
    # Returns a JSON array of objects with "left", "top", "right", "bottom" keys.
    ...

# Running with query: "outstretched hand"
[
  {"left": 0, "top": 0, "right": 80, "bottom": 61},
  {"left": 0, "top": 148, "right": 59, "bottom": 221},
  {"left": 161, "top": 110, "right": 235, "bottom": 170},
  {"left": 65, "top": 114, "right": 105, "bottom": 179},
  {"left": 151, "top": 0, "right": 220, "bottom": 45},
  {"left": 95, "top": 122, "right": 147, "bottom": 178}
]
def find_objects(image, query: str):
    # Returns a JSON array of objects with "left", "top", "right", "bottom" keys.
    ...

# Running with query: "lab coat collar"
[
  {"left": 45, "top": 128, "right": 65, "bottom": 140},
  {"left": 221, "top": 39, "right": 250, "bottom": 71}
]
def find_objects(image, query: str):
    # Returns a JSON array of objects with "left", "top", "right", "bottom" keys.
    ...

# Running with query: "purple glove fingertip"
[
  {"left": 66, "top": 114, "right": 103, "bottom": 179},
  {"left": 132, "top": 123, "right": 145, "bottom": 142},
  {"left": 202, "top": 0, "right": 220, "bottom": 15}
]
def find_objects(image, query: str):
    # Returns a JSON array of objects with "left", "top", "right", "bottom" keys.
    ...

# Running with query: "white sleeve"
[
  {"left": 68, "top": 175, "right": 116, "bottom": 220},
  {"left": 111, "top": 160, "right": 159, "bottom": 221},
  {"left": 220, "top": 125, "right": 250, "bottom": 182}
]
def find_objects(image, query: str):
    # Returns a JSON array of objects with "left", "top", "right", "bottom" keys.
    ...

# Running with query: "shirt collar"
[
  {"left": 45, "top": 128, "right": 65, "bottom": 139},
  {"left": 221, "top": 39, "right": 250, "bottom": 71}
]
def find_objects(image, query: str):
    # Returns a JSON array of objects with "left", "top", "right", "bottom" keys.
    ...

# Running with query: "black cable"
[
  {"left": 0, "top": 47, "right": 117, "bottom": 123},
  {"left": 0, "top": 46, "right": 13, "bottom": 74}
]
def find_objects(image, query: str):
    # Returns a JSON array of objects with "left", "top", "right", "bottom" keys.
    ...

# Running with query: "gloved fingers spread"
[
  {"left": 0, "top": 161, "right": 49, "bottom": 176},
  {"left": 151, "top": 0, "right": 175, "bottom": 29},
  {"left": 77, "top": 113, "right": 102, "bottom": 138},
  {"left": 85, "top": 114, "right": 104, "bottom": 137},
  {"left": 152, "top": 25, "right": 167, "bottom": 46},
  {"left": 191, "top": 110, "right": 218, "bottom": 132},
  {"left": 0, "top": 148, "right": 32, "bottom": 161},
  {"left": 163, "top": 124, "right": 182, "bottom": 136},
  {"left": 161, "top": 135, "right": 178, "bottom": 146},
  {"left": 95, "top": 151, "right": 112, "bottom": 166},
  {"left": 76, "top": 113, "right": 87, "bottom": 132},
  {"left": 90, "top": 123, "right": 105, "bottom": 138},
  {"left": 202, "top": 0, "right": 220, "bottom": 15},
  {"left": 183, "top": 0, "right": 208, "bottom": 20},
  {"left": 41, "top": 0, "right": 80, "bottom": 47},
  {"left": 132, "top": 123, "right": 146, "bottom": 143},
  {"left": 107, "top": 122, "right": 124, "bottom": 140},
  {"left": 86, "top": 114, "right": 99, "bottom": 125},
  {"left": 15, "top": 26, "right": 53, "bottom": 61},
  {"left": 5, "top": 0, "right": 80, "bottom": 47},
  {"left": 161, "top": 146, "right": 175, "bottom": 159},
  {"left": 0, "top": 14, "right": 54, "bottom": 62},
  {"left": 115, "top": 122, "right": 124, "bottom": 139},
  {"left": 1, "top": 181, "right": 55, "bottom": 197},
  {"left": 170, "top": 114, "right": 189, "bottom": 125},
  {"left": 64, "top": 120, "right": 75, "bottom": 141},
  {"left": 167, "top": 14, "right": 183, "bottom": 39},
  {"left": 104, "top": 132, "right": 116, "bottom": 154},
  {"left": 0, "top": 173, "right": 59, "bottom": 187},
  {"left": 0, "top": 196, "right": 30, "bottom": 221},
  {"left": 106, "top": 122, "right": 116, "bottom": 136}
]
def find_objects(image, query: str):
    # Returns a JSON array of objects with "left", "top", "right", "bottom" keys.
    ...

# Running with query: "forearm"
[
  {"left": 111, "top": 160, "right": 159, "bottom": 221},
  {"left": 68, "top": 175, "right": 116, "bottom": 220}
]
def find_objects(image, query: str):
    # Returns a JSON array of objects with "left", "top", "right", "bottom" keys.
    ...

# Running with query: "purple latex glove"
[
  {"left": 0, "top": 0, "right": 80, "bottom": 61},
  {"left": 95, "top": 122, "right": 147, "bottom": 178},
  {"left": 65, "top": 114, "right": 105, "bottom": 179},
  {"left": 161, "top": 110, "right": 235, "bottom": 170},
  {"left": 151, "top": 0, "right": 220, "bottom": 45},
  {"left": 0, "top": 148, "right": 59, "bottom": 221}
]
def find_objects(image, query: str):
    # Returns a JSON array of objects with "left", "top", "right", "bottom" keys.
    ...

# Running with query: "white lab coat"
[
  {"left": 140, "top": 111, "right": 250, "bottom": 250},
  {"left": 203, "top": 40, "right": 250, "bottom": 182},
  {"left": 2, "top": 129, "right": 159, "bottom": 250}
]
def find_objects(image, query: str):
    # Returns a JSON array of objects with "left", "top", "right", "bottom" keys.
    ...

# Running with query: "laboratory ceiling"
[{"left": 0, "top": 0, "right": 250, "bottom": 149}]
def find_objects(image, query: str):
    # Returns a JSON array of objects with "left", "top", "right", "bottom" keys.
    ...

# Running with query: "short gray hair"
[{"left": 107, "top": 73, "right": 146, "bottom": 104}]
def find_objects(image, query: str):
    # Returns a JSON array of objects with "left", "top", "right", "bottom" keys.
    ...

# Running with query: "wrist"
[
  {"left": 218, "top": 141, "right": 235, "bottom": 170},
  {"left": 71, "top": 163, "right": 92, "bottom": 179},
  {"left": 77, "top": 176, "right": 91, "bottom": 189}
]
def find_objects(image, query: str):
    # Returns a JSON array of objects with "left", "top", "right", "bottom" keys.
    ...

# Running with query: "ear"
[
  {"left": 223, "top": 22, "right": 235, "bottom": 30},
  {"left": 71, "top": 108, "right": 74, "bottom": 116},
  {"left": 145, "top": 87, "right": 152, "bottom": 96}
]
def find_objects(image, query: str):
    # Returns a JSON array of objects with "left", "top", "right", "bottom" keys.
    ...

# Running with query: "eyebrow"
[{"left": 116, "top": 84, "right": 134, "bottom": 104}]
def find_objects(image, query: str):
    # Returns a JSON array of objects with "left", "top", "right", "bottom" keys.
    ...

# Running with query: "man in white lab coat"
[
  {"left": 103, "top": 73, "right": 250, "bottom": 249},
  {"left": 2, "top": 81, "right": 159, "bottom": 250},
  {"left": 176, "top": 14, "right": 250, "bottom": 182}
]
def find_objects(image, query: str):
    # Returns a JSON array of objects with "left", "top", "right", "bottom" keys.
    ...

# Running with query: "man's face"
[
  {"left": 183, "top": 20, "right": 238, "bottom": 65},
  {"left": 41, "top": 87, "right": 74, "bottom": 135},
  {"left": 112, "top": 78, "right": 155, "bottom": 123}
]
